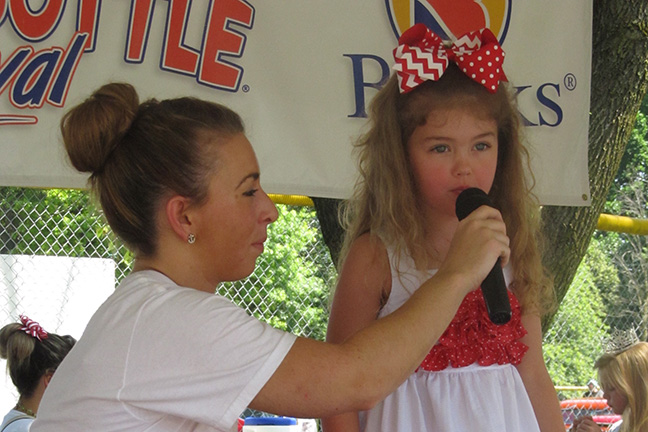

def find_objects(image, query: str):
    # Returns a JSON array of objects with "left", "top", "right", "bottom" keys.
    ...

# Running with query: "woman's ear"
[
  {"left": 43, "top": 371, "right": 55, "bottom": 388},
  {"left": 165, "top": 195, "right": 193, "bottom": 242}
]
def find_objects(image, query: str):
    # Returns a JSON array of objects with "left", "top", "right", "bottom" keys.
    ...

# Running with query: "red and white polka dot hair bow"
[
  {"left": 19, "top": 314, "right": 48, "bottom": 341},
  {"left": 393, "top": 23, "right": 508, "bottom": 94}
]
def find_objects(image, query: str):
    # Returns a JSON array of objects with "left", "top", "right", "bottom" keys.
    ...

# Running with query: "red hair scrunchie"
[{"left": 19, "top": 314, "right": 48, "bottom": 341}]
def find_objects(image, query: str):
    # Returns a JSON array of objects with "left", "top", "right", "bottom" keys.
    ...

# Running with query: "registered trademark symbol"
[
  {"left": 564, "top": 73, "right": 577, "bottom": 91},
  {"left": 242, "top": 84, "right": 250, "bottom": 93}
]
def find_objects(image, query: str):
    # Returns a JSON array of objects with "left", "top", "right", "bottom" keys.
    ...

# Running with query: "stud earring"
[{"left": 187, "top": 233, "right": 196, "bottom": 244}]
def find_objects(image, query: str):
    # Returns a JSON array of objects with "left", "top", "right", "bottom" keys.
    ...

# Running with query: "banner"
[{"left": 0, "top": 0, "right": 592, "bottom": 206}]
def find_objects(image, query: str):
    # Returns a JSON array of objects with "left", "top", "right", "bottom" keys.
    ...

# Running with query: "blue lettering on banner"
[
  {"left": 1, "top": 33, "right": 88, "bottom": 109},
  {"left": 13, "top": 50, "right": 61, "bottom": 106},
  {"left": 536, "top": 83, "right": 563, "bottom": 127},
  {"left": 344, "top": 54, "right": 390, "bottom": 118},
  {"left": 515, "top": 84, "right": 564, "bottom": 127},
  {"left": 346, "top": 53, "right": 567, "bottom": 127}
]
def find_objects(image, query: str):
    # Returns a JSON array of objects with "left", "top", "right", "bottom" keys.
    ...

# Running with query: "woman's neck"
[
  {"left": 133, "top": 257, "right": 218, "bottom": 293},
  {"left": 15, "top": 396, "right": 38, "bottom": 417}
]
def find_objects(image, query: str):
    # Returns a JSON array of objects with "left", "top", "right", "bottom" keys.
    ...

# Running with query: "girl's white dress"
[{"left": 358, "top": 246, "right": 541, "bottom": 432}]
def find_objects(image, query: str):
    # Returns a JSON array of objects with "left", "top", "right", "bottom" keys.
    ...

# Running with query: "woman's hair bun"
[
  {"left": 0, "top": 323, "right": 34, "bottom": 364},
  {"left": 61, "top": 83, "right": 140, "bottom": 174}
]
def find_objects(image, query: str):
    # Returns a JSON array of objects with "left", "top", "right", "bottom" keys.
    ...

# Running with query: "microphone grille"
[{"left": 455, "top": 188, "right": 495, "bottom": 221}]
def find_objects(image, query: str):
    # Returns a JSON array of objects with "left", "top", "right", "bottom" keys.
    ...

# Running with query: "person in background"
[
  {"left": 572, "top": 337, "right": 648, "bottom": 432},
  {"left": 0, "top": 315, "right": 75, "bottom": 431},
  {"left": 583, "top": 379, "right": 604, "bottom": 398},
  {"left": 321, "top": 23, "right": 563, "bottom": 432},
  {"left": 29, "top": 80, "right": 509, "bottom": 431}
]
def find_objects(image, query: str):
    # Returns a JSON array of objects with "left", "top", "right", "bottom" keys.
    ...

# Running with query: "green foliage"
[
  {"left": 218, "top": 205, "right": 336, "bottom": 341},
  {"left": 545, "top": 96, "right": 648, "bottom": 388},
  {"left": 0, "top": 187, "right": 133, "bottom": 281},
  {"left": 598, "top": 95, "right": 648, "bottom": 337},
  {"left": 544, "top": 237, "right": 612, "bottom": 386},
  {"left": 0, "top": 187, "right": 335, "bottom": 340}
]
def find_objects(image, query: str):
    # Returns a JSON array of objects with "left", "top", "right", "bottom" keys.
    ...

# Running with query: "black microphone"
[{"left": 455, "top": 188, "right": 511, "bottom": 325}]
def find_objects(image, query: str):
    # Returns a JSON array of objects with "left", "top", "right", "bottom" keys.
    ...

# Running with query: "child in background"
[
  {"left": 0, "top": 315, "right": 76, "bottom": 431},
  {"left": 573, "top": 334, "right": 648, "bottom": 432},
  {"left": 322, "top": 24, "right": 564, "bottom": 432}
]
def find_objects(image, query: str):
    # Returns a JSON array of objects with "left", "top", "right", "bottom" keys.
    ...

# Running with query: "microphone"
[{"left": 455, "top": 188, "right": 511, "bottom": 325}]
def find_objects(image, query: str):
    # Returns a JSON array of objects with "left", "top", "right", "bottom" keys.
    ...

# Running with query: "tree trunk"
[
  {"left": 311, "top": 197, "right": 345, "bottom": 268},
  {"left": 540, "top": 0, "right": 648, "bottom": 331}
]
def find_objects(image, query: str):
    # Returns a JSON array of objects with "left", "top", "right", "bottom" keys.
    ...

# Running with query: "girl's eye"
[
  {"left": 475, "top": 142, "right": 491, "bottom": 151},
  {"left": 243, "top": 189, "right": 258, "bottom": 197},
  {"left": 430, "top": 145, "right": 448, "bottom": 153}
]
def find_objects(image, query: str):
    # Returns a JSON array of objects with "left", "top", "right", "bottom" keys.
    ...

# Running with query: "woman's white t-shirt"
[{"left": 31, "top": 271, "right": 296, "bottom": 432}]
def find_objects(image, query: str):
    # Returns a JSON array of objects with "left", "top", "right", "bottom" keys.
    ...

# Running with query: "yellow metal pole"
[
  {"left": 267, "top": 195, "right": 648, "bottom": 236},
  {"left": 597, "top": 213, "right": 648, "bottom": 235},
  {"left": 268, "top": 194, "right": 314, "bottom": 207}
]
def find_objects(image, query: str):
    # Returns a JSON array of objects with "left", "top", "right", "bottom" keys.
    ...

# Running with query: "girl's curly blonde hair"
[{"left": 340, "top": 64, "right": 555, "bottom": 315}]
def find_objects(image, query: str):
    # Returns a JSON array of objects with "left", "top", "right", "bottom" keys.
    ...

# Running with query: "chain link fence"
[{"left": 0, "top": 186, "right": 644, "bottom": 426}]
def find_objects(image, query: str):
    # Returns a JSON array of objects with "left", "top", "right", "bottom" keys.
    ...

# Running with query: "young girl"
[
  {"left": 322, "top": 24, "right": 564, "bottom": 432},
  {"left": 30, "top": 81, "right": 508, "bottom": 431},
  {"left": 573, "top": 338, "right": 648, "bottom": 432},
  {"left": 0, "top": 315, "right": 75, "bottom": 431}
]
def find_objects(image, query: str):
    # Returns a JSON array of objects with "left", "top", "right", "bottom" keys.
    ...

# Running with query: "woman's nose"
[{"left": 261, "top": 191, "right": 279, "bottom": 224}]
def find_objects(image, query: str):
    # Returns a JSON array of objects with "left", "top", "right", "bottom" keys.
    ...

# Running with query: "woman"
[
  {"left": 31, "top": 82, "right": 510, "bottom": 431},
  {"left": 0, "top": 315, "right": 75, "bottom": 431}
]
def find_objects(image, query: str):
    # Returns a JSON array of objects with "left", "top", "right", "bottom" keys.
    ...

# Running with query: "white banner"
[{"left": 0, "top": 0, "right": 592, "bottom": 206}]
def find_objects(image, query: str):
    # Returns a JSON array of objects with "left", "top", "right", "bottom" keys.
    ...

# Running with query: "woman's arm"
[
  {"left": 320, "top": 234, "right": 392, "bottom": 432},
  {"left": 249, "top": 205, "right": 510, "bottom": 419},
  {"left": 516, "top": 312, "right": 565, "bottom": 432}
]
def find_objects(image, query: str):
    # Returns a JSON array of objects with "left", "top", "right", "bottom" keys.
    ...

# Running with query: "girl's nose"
[{"left": 453, "top": 155, "right": 472, "bottom": 177}]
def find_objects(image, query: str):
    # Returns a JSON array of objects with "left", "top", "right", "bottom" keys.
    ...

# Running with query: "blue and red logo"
[{"left": 385, "top": 0, "right": 511, "bottom": 43}]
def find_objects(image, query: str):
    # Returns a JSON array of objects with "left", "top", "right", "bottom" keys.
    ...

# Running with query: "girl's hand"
[
  {"left": 440, "top": 205, "right": 510, "bottom": 293},
  {"left": 571, "top": 416, "right": 602, "bottom": 432}
]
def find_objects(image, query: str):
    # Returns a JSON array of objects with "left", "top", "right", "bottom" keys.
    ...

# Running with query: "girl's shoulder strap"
[{"left": 0, "top": 414, "right": 34, "bottom": 432}]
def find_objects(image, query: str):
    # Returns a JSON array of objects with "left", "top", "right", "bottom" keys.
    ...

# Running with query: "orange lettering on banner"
[
  {"left": 122, "top": 0, "right": 256, "bottom": 89},
  {"left": 199, "top": 0, "right": 254, "bottom": 91},
  {"left": 126, "top": 0, "right": 154, "bottom": 62},
  {"left": 162, "top": 0, "right": 199, "bottom": 74},
  {"left": 0, "top": 0, "right": 6, "bottom": 23},
  {"left": 77, "top": 0, "right": 101, "bottom": 51},
  {"left": 8, "top": 0, "right": 65, "bottom": 41}
]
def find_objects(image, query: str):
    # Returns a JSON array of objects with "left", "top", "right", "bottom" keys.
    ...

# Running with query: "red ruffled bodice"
[{"left": 418, "top": 288, "right": 528, "bottom": 371}]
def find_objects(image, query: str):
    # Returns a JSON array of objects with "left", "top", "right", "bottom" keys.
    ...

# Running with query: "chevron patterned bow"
[
  {"left": 19, "top": 314, "right": 48, "bottom": 341},
  {"left": 393, "top": 24, "right": 507, "bottom": 94}
]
